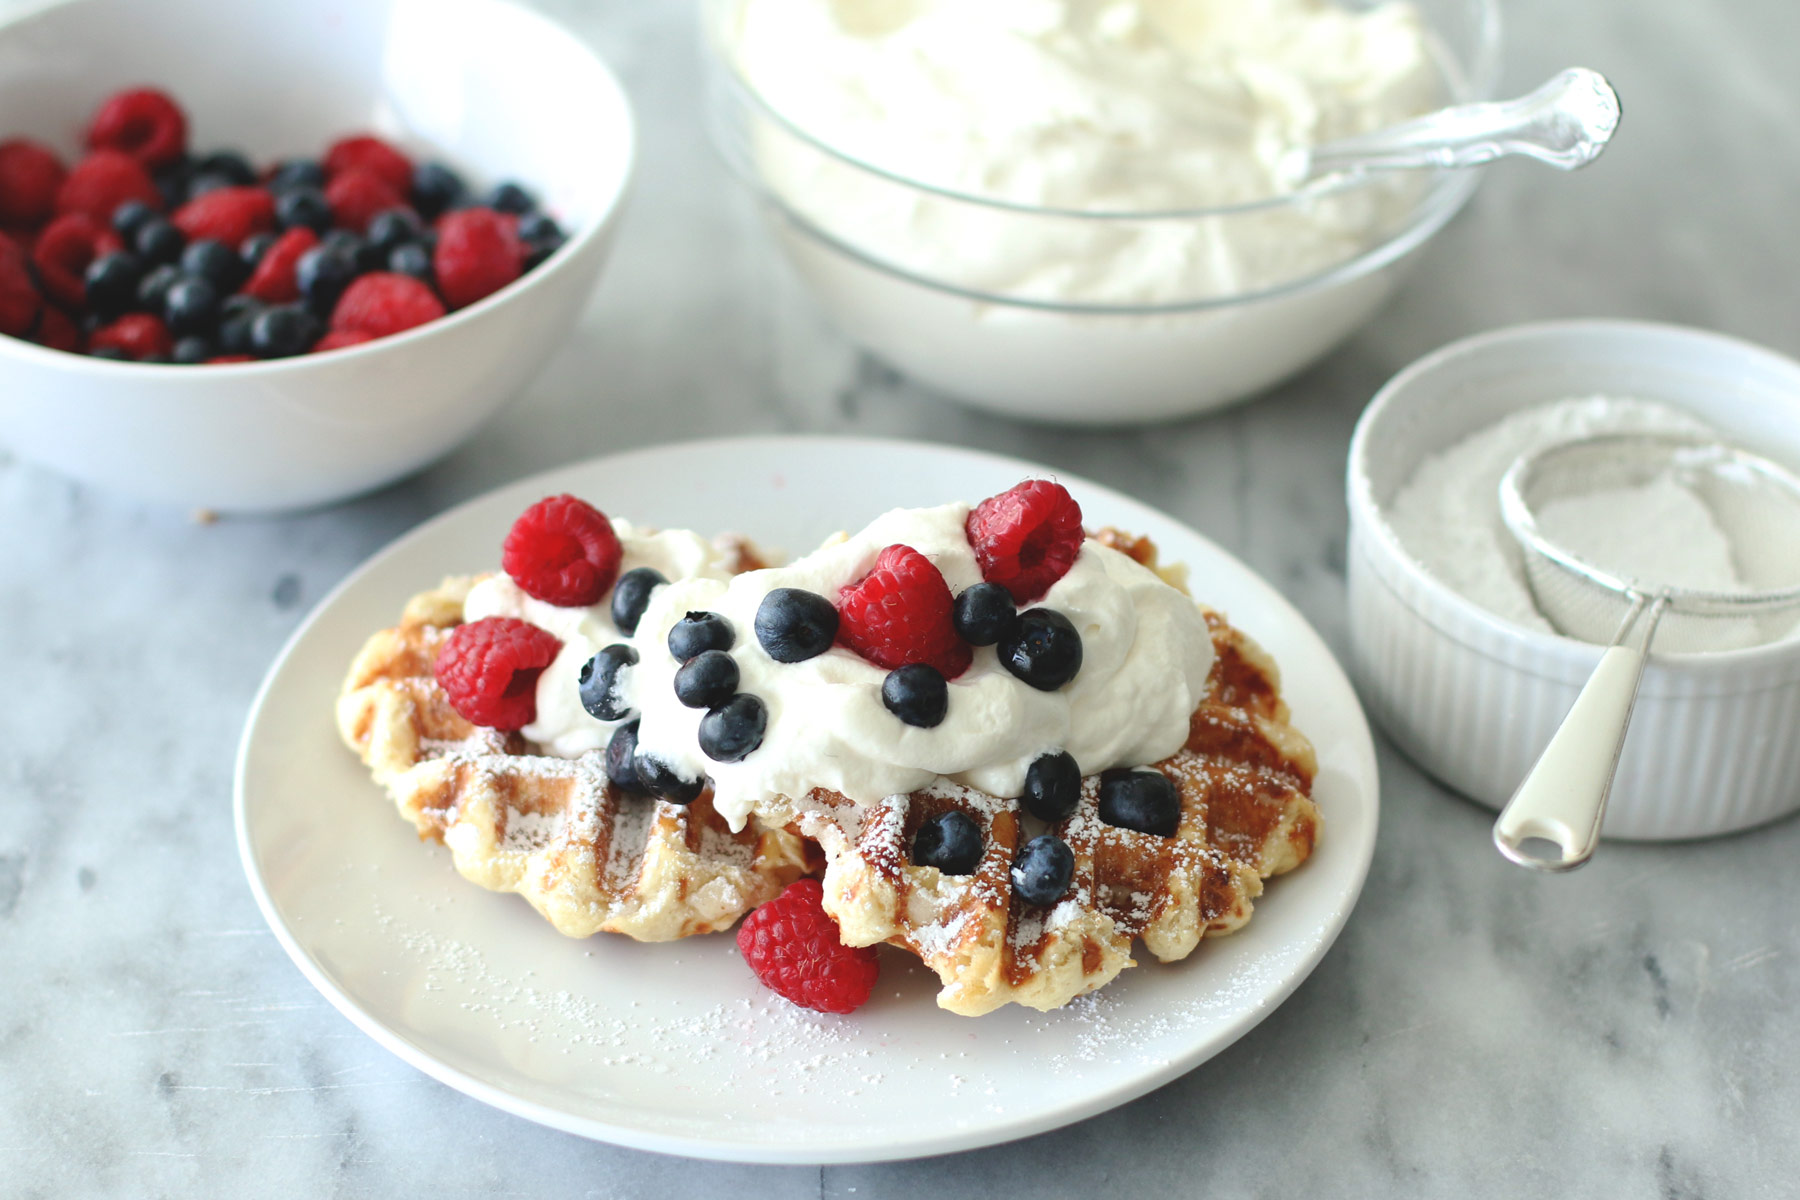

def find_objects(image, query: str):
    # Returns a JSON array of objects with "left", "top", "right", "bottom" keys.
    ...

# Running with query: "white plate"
[{"left": 235, "top": 436, "right": 1379, "bottom": 1163}]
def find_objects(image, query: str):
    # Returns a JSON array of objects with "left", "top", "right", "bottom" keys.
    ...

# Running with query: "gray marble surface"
[{"left": 5, "top": 1, "right": 1799, "bottom": 1196}]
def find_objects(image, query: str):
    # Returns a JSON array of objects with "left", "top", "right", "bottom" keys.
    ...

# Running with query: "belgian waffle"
[
  {"left": 336, "top": 576, "right": 811, "bottom": 941},
  {"left": 752, "top": 535, "right": 1319, "bottom": 1015}
]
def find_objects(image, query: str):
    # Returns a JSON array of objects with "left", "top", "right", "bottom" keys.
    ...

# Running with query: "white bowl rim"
[
  {"left": 0, "top": 0, "right": 637, "bottom": 379},
  {"left": 1347, "top": 317, "right": 1800, "bottom": 672}
]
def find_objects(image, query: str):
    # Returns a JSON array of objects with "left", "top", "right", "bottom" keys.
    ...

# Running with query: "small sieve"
[{"left": 1491, "top": 433, "right": 1800, "bottom": 871}]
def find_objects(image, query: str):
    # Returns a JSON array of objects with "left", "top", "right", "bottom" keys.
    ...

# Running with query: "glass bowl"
[{"left": 703, "top": 0, "right": 1500, "bottom": 425}]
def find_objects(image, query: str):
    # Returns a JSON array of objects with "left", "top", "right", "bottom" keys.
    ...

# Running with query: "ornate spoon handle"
[{"left": 1289, "top": 67, "right": 1622, "bottom": 183}]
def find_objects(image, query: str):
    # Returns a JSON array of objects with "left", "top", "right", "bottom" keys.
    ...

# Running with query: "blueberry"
[
  {"left": 171, "top": 335, "right": 211, "bottom": 364},
  {"left": 577, "top": 643, "right": 638, "bottom": 722},
  {"left": 609, "top": 566, "right": 667, "bottom": 636},
  {"left": 180, "top": 239, "right": 244, "bottom": 292},
  {"left": 275, "top": 186, "right": 332, "bottom": 233},
  {"left": 152, "top": 160, "right": 193, "bottom": 210},
  {"left": 524, "top": 238, "right": 563, "bottom": 272},
  {"left": 268, "top": 159, "right": 325, "bottom": 193},
  {"left": 632, "top": 751, "right": 704, "bottom": 805},
  {"left": 698, "top": 693, "right": 767, "bottom": 763},
  {"left": 881, "top": 663, "right": 949, "bottom": 728},
  {"left": 667, "top": 611, "right": 733, "bottom": 662},
  {"left": 386, "top": 242, "right": 433, "bottom": 284},
  {"left": 320, "top": 228, "right": 383, "bottom": 272},
  {"left": 1022, "top": 750, "right": 1082, "bottom": 823},
  {"left": 240, "top": 232, "right": 278, "bottom": 270},
  {"left": 754, "top": 588, "right": 839, "bottom": 663},
  {"left": 195, "top": 150, "right": 256, "bottom": 186},
  {"left": 410, "top": 161, "right": 466, "bottom": 219},
  {"left": 485, "top": 181, "right": 535, "bottom": 214},
  {"left": 248, "top": 303, "right": 322, "bottom": 358},
  {"left": 997, "top": 608, "right": 1082, "bottom": 691},
  {"left": 604, "top": 720, "right": 647, "bottom": 794},
  {"left": 517, "top": 212, "right": 562, "bottom": 244},
  {"left": 295, "top": 245, "right": 359, "bottom": 314},
  {"left": 366, "top": 208, "right": 421, "bottom": 255},
  {"left": 953, "top": 582, "right": 1016, "bottom": 646},
  {"left": 133, "top": 217, "right": 184, "bottom": 265},
  {"left": 135, "top": 263, "right": 181, "bottom": 313},
  {"left": 1011, "top": 834, "right": 1074, "bottom": 906},
  {"left": 674, "top": 649, "right": 738, "bottom": 709},
  {"left": 216, "top": 295, "right": 264, "bottom": 355},
  {"left": 110, "top": 200, "right": 155, "bottom": 240},
  {"left": 163, "top": 276, "right": 220, "bottom": 337},
  {"left": 518, "top": 211, "right": 566, "bottom": 270},
  {"left": 140, "top": 353, "right": 171, "bottom": 364},
  {"left": 1097, "top": 769, "right": 1180, "bottom": 837},
  {"left": 912, "top": 811, "right": 983, "bottom": 875},
  {"left": 83, "top": 252, "right": 144, "bottom": 316},
  {"left": 88, "top": 345, "right": 130, "bottom": 360}
]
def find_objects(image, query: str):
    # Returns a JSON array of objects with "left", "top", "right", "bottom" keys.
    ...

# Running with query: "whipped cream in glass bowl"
[{"left": 704, "top": 0, "right": 1500, "bottom": 423}]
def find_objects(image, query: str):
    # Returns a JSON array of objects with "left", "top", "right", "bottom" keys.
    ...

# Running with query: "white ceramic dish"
[
  {"left": 0, "top": 0, "right": 633, "bottom": 512},
  {"left": 1348, "top": 321, "right": 1800, "bottom": 840},
  {"left": 236, "top": 436, "right": 1379, "bottom": 1162},
  {"left": 703, "top": 0, "right": 1498, "bottom": 425}
]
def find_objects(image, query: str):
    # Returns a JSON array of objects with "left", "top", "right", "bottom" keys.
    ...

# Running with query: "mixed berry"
[
  {"left": 0, "top": 87, "right": 568, "bottom": 363},
  {"left": 737, "top": 879, "right": 880, "bottom": 1016},
  {"left": 433, "top": 615, "right": 562, "bottom": 732},
  {"left": 912, "top": 810, "right": 984, "bottom": 876},
  {"left": 429, "top": 481, "right": 1190, "bottom": 1003}
]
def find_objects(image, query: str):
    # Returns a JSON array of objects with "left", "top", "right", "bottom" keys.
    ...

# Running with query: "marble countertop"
[{"left": 5, "top": 1, "right": 1798, "bottom": 1195}]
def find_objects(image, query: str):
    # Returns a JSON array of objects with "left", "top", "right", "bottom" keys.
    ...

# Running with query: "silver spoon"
[{"left": 1282, "top": 68, "right": 1621, "bottom": 186}]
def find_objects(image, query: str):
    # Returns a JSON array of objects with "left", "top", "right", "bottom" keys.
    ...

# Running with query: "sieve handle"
[{"left": 1492, "top": 596, "right": 1666, "bottom": 871}]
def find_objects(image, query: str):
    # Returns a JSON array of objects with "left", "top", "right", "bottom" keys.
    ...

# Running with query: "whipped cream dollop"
[
  {"left": 463, "top": 520, "right": 747, "bottom": 756},
  {"left": 467, "top": 503, "right": 1216, "bottom": 831},
  {"left": 726, "top": 0, "right": 1444, "bottom": 304}
]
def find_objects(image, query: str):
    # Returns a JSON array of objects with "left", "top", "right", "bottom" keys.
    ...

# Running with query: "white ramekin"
[{"left": 1347, "top": 320, "right": 1800, "bottom": 841}]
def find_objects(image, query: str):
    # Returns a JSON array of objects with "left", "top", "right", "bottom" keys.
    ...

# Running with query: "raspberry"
[
  {"left": 329, "top": 271, "right": 445, "bottom": 338},
  {"left": 323, "top": 134, "right": 413, "bottom": 193},
  {"left": 86, "top": 88, "right": 188, "bottom": 169},
  {"left": 433, "top": 616, "right": 562, "bottom": 730},
  {"left": 324, "top": 167, "right": 407, "bottom": 234},
  {"left": 242, "top": 226, "right": 318, "bottom": 303},
  {"left": 205, "top": 354, "right": 256, "bottom": 364},
  {"left": 736, "top": 879, "right": 879, "bottom": 1015},
  {"left": 836, "top": 544, "right": 972, "bottom": 677},
  {"left": 31, "top": 304, "right": 80, "bottom": 352},
  {"left": 32, "top": 213, "right": 123, "bottom": 308},
  {"left": 0, "top": 139, "right": 67, "bottom": 227},
  {"left": 0, "top": 233, "right": 40, "bottom": 337},
  {"left": 312, "top": 329, "right": 375, "bottom": 353},
  {"left": 54, "top": 149, "right": 161, "bottom": 223},
  {"left": 88, "top": 313, "right": 172, "bottom": 360},
  {"left": 172, "top": 185, "right": 275, "bottom": 246},
  {"left": 433, "top": 206, "right": 523, "bottom": 309},
  {"left": 965, "top": 480, "right": 1085, "bottom": 605},
  {"left": 501, "top": 494, "right": 623, "bottom": 608}
]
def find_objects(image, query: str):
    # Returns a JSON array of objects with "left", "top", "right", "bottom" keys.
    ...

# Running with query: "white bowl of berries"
[{"left": 0, "top": 0, "right": 634, "bottom": 512}]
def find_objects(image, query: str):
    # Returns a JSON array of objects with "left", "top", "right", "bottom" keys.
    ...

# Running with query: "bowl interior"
[
  {"left": 0, "top": 0, "right": 632, "bottom": 234},
  {"left": 1355, "top": 322, "right": 1800, "bottom": 515}
]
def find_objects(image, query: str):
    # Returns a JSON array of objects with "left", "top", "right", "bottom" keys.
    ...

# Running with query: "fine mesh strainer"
[{"left": 1491, "top": 433, "right": 1800, "bottom": 871}]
